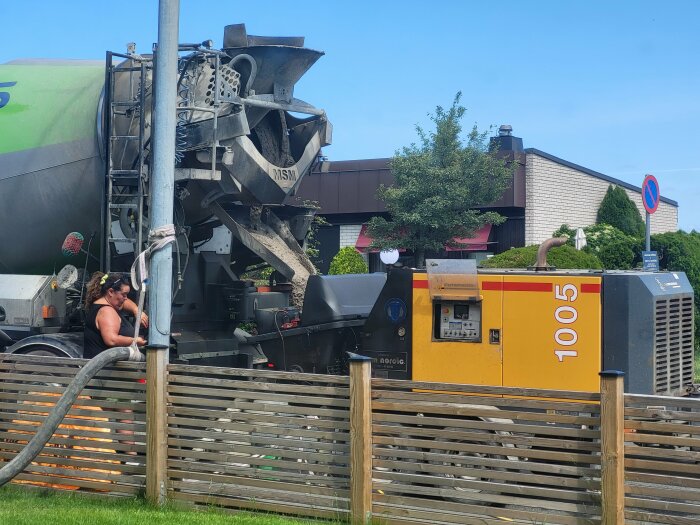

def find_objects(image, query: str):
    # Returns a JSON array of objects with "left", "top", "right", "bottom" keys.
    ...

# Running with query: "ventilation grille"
[{"left": 654, "top": 296, "right": 694, "bottom": 395}]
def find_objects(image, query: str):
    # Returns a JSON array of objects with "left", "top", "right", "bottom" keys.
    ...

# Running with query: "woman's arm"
[
  {"left": 96, "top": 307, "right": 146, "bottom": 347},
  {"left": 123, "top": 298, "right": 149, "bottom": 328}
]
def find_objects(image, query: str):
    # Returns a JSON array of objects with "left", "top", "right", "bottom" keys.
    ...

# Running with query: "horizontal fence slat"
[
  {"left": 167, "top": 436, "right": 348, "bottom": 463},
  {"left": 373, "top": 389, "right": 601, "bottom": 413},
  {"left": 372, "top": 446, "right": 600, "bottom": 478},
  {"left": 626, "top": 483, "right": 700, "bottom": 502},
  {"left": 625, "top": 457, "right": 700, "bottom": 476},
  {"left": 372, "top": 509, "right": 537, "bottom": 525},
  {"left": 0, "top": 364, "right": 145, "bottom": 382},
  {"left": 0, "top": 413, "right": 145, "bottom": 432},
  {"left": 0, "top": 422, "right": 143, "bottom": 442},
  {"left": 626, "top": 393, "right": 700, "bottom": 411},
  {"left": 626, "top": 406, "right": 700, "bottom": 423},
  {"left": 372, "top": 435, "right": 600, "bottom": 465},
  {"left": 0, "top": 450, "right": 144, "bottom": 475},
  {"left": 372, "top": 400, "right": 600, "bottom": 426},
  {"left": 167, "top": 446, "right": 349, "bottom": 476},
  {"left": 10, "top": 473, "right": 141, "bottom": 494},
  {"left": 0, "top": 401, "right": 145, "bottom": 421},
  {"left": 0, "top": 381, "right": 145, "bottom": 402},
  {"left": 625, "top": 496, "right": 700, "bottom": 514},
  {"left": 0, "top": 372, "right": 145, "bottom": 392},
  {"left": 0, "top": 443, "right": 144, "bottom": 466},
  {"left": 373, "top": 423, "right": 600, "bottom": 452},
  {"left": 625, "top": 509, "right": 700, "bottom": 525},
  {"left": 167, "top": 458, "right": 349, "bottom": 488},
  {"left": 625, "top": 432, "right": 700, "bottom": 448},
  {"left": 625, "top": 444, "right": 700, "bottom": 461},
  {"left": 167, "top": 426, "right": 349, "bottom": 453},
  {"left": 626, "top": 471, "right": 700, "bottom": 490},
  {"left": 168, "top": 374, "right": 350, "bottom": 397},
  {"left": 168, "top": 385, "right": 348, "bottom": 408},
  {"left": 372, "top": 377, "right": 600, "bottom": 401},
  {"left": 170, "top": 478, "right": 344, "bottom": 508},
  {"left": 373, "top": 469, "right": 599, "bottom": 503},
  {"left": 168, "top": 417, "right": 348, "bottom": 442},
  {"left": 625, "top": 419, "right": 700, "bottom": 436},
  {"left": 0, "top": 353, "right": 144, "bottom": 369},
  {"left": 0, "top": 431, "right": 145, "bottom": 455},
  {"left": 168, "top": 395, "right": 348, "bottom": 419},
  {"left": 167, "top": 406, "right": 349, "bottom": 431},
  {"left": 373, "top": 493, "right": 599, "bottom": 525},
  {"left": 167, "top": 489, "right": 347, "bottom": 520},
  {"left": 373, "top": 411, "right": 601, "bottom": 439},
  {"left": 373, "top": 460, "right": 599, "bottom": 491},
  {"left": 167, "top": 363, "right": 349, "bottom": 384},
  {"left": 375, "top": 479, "right": 597, "bottom": 514},
  {"left": 167, "top": 468, "right": 349, "bottom": 498}
]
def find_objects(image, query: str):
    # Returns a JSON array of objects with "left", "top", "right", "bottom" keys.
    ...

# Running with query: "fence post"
[
  {"left": 146, "top": 344, "right": 169, "bottom": 506},
  {"left": 599, "top": 370, "right": 625, "bottom": 525},
  {"left": 349, "top": 354, "right": 373, "bottom": 525}
]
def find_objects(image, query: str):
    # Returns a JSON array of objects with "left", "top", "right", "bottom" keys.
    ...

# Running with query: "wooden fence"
[
  {"left": 0, "top": 353, "right": 146, "bottom": 494},
  {"left": 1, "top": 352, "right": 700, "bottom": 524}
]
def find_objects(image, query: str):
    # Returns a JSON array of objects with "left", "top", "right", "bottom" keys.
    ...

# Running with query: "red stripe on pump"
[
  {"left": 482, "top": 281, "right": 553, "bottom": 292},
  {"left": 412, "top": 280, "right": 429, "bottom": 288},
  {"left": 581, "top": 283, "right": 601, "bottom": 293}
]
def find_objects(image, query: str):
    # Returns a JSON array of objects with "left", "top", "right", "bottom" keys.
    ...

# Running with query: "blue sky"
[{"left": 3, "top": 1, "right": 699, "bottom": 230}]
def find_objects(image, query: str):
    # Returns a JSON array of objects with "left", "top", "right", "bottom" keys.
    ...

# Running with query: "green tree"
[
  {"left": 366, "top": 93, "right": 514, "bottom": 268},
  {"left": 596, "top": 185, "right": 645, "bottom": 237},
  {"left": 328, "top": 247, "right": 368, "bottom": 275}
]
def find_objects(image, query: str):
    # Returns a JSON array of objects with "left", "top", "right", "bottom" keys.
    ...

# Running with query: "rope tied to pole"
[{"left": 130, "top": 224, "right": 178, "bottom": 343}]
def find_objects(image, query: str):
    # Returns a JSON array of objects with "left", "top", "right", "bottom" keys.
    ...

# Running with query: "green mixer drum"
[{"left": 0, "top": 61, "right": 105, "bottom": 273}]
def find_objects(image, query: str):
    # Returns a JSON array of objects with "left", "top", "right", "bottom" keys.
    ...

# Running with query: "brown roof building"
[{"left": 294, "top": 127, "right": 678, "bottom": 273}]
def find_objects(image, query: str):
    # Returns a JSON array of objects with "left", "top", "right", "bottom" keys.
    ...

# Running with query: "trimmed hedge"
[{"left": 479, "top": 244, "right": 603, "bottom": 270}]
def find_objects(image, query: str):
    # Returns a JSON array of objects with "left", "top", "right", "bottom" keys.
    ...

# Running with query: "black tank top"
[{"left": 83, "top": 303, "right": 135, "bottom": 359}]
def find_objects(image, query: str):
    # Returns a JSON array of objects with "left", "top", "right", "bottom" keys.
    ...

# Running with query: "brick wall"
[
  {"left": 338, "top": 224, "right": 368, "bottom": 265},
  {"left": 525, "top": 153, "right": 678, "bottom": 245},
  {"left": 339, "top": 224, "right": 363, "bottom": 248}
]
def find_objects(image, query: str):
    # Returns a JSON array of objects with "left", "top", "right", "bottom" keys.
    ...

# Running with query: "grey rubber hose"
[{"left": 0, "top": 346, "right": 144, "bottom": 487}]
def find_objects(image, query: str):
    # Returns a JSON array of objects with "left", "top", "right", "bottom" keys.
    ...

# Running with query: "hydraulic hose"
[{"left": 0, "top": 345, "right": 144, "bottom": 487}]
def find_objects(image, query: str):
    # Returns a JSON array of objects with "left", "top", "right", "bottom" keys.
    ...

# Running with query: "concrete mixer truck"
[{"left": 0, "top": 23, "right": 382, "bottom": 373}]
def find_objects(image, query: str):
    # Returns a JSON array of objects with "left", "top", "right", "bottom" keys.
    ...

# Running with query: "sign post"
[
  {"left": 642, "top": 174, "right": 660, "bottom": 249},
  {"left": 641, "top": 174, "right": 660, "bottom": 269}
]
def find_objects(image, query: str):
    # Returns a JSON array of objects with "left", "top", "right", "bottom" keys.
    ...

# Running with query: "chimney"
[{"left": 489, "top": 124, "right": 523, "bottom": 153}]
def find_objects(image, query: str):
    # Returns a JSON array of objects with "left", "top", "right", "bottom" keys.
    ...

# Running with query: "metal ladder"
[{"left": 101, "top": 50, "right": 152, "bottom": 272}]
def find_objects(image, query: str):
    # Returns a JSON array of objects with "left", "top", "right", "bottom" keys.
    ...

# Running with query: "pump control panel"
[{"left": 435, "top": 301, "right": 481, "bottom": 341}]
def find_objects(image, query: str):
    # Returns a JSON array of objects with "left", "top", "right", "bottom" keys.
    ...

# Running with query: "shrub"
[
  {"left": 328, "top": 247, "right": 368, "bottom": 275},
  {"left": 651, "top": 231, "right": 700, "bottom": 347},
  {"left": 479, "top": 244, "right": 602, "bottom": 270},
  {"left": 596, "top": 185, "right": 645, "bottom": 237},
  {"left": 553, "top": 223, "right": 641, "bottom": 270}
]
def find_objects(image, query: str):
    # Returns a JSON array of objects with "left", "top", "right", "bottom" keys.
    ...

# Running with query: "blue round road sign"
[{"left": 642, "top": 174, "right": 660, "bottom": 214}]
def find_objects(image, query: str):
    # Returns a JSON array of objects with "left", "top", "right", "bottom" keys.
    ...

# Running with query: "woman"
[{"left": 83, "top": 272, "right": 147, "bottom": 358}]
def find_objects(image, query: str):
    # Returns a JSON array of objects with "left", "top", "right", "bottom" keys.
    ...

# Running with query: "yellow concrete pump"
[{"left": 356, "top": 258, "right": 695, "bottom": 397}]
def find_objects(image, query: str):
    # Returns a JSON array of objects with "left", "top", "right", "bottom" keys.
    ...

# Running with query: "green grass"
[
  {"left": 0, "top": 486, "right": 331, "bottom": 525},
  {"left": 695, "top": 351, "right": 700, "bottom": 383}
]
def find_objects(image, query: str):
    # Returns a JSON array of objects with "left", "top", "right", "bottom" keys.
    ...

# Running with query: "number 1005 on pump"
[{"left": 554, "top": 283, "right": 579, "bottom": 362}]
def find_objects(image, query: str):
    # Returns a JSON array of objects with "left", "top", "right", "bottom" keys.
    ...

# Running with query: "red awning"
[
  {"left": 355, "top": 224, "right": 374, "bottom": 251},
  {"left": 355, "top": 224, "right": 492, "bottom": 253},
  {"left": 445, "top": 224, "right": 492, "bottom": 251}
]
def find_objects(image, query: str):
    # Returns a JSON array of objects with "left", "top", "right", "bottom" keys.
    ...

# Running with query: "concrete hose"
[{"left": 0, "top": 346, "right": 144, "bottom": 487}]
